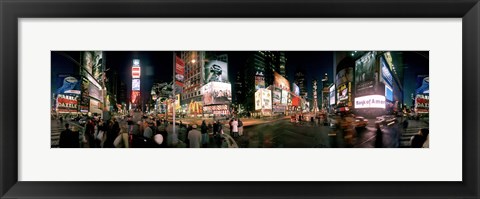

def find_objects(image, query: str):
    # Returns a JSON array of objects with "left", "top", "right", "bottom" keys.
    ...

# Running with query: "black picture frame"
[{"left": 1, "top": 0, "right": 478, "bottom": 198}]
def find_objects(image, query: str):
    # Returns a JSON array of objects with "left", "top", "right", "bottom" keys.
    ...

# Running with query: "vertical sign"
[{"left": 175, "top": 56, "right": 185, "bottom": 93}]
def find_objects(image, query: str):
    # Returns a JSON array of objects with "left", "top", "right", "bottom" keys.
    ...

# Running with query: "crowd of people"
[{"left": 58, "top": 114, "right": 247, "bottom": 148}]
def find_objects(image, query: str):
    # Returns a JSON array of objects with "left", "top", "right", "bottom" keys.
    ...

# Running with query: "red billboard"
[
  {"left": 131, "top": 91, "right": 141, "bottom": 104},
  {"left": 132, "top": 66, "right": 141, "bottom": 78},
  {"left": 175, "top": 56, "right": 185, "bottom": 88}
]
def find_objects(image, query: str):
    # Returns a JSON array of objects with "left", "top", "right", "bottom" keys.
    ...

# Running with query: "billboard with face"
[
  {"left": 273, "top": 71, "right": 290, "bottom": 91},
  {"left": 202, "top": 82, "right": 232, "bottom": 105},
  {"left": 355, "top": 52, "right": 376, "bottom": 96},
  {"left": 82, "top": 51, "right": 104, "bottom": 82},
  {"left": 204, "top": 60, "right": 228, "bottom": 83},
  {"left": 56, "top": 74, "right": 81, "bottom": 95},
  {"left": 335, "top": 67, "right": 354, "bottom": 88}
]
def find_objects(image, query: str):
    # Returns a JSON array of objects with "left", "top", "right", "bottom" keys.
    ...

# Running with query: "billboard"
[
  {"left": 354, "top": 95, "right": 386, "bottom": 109},
  {"left": 56, "top": 74, "right": 80, "bottom": 95},
  {"left": 281, "top": 90, "right": 288, "bottom": 104},
  {"left": 273, "top": 71, "right": 290, "bottom": 91},
  {"left": 255, "top": 71, "right": 265, "bottom": 90},
  {"left": 201, "top": 82, "right": 232, "bottom": 105},
  {"left": 292, "top": 96, "right": 301, "bottom": 107},
  {"left": 204, "top": 60, "right": 228, "bottom": 83},
  {"left": 380, "top": 56, "right": 393, "bottom": 86},
  {"left": 273, "top": 88, "right": 281, "bottom": 105},
  {"left": 255, "top": 88, "right": 272, "bottom": 110},
  {"left": 385, "top": 84, "right": 393, "bottom": 101},
  {"left": 132, "top": 66, "right": 141, "bottom": 78},
  {"left": 291, "top": 83, "right": 300, "bottom": 96},
  {"left": 132, "top": 79, "right": 140, "bottom": 91},
  {"left": 416, "top": 76, "right": 429, "bottom": 94},
  {"left": 89, "top": 99, "right": 102, "bottom": 115},
  {"left": 131, "top": 91, "right": 141, "bottom": 104},
  {"left": 203, "top": 104, "right": 229, "bottom": 115},
  {"left": 82, "top": 51, "right": 103, "bottom": 81},
  {"left": 355, "top": 52, "right": 376, "bottom": 95},
  {"left": 335, "top": 67, "right": 354, "bottom": 88},
  {"left": 56, "top": 94, "right": 79, "bottom": 113},
  {"left": 329, "top": 85, "right": 335, "bottom": 105},
  {"left": 88, "top": 83, "right": 103, "bottom": 102},
  {"left": 273, "top": 105, "right": 286, "bottom": 113},
  {"left": 415, "top": 94, "right": 429, "bottom": 113},
  {"left": 337, "top": 84, "right": 348, "bottom": 102},
  {"left": 79, "top": 77, "right": 90, "bottom": 112},
  {"left": 175, "top": 56, "right": 185, "bottom": 89}
]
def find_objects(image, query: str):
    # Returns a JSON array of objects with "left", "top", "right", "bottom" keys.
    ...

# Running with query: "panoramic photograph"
[{"left": 51, "top": 51, "right": 429, "bottom": 148}]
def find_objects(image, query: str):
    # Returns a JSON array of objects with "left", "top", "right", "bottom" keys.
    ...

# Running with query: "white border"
[{"left": 19, "top": 18, "right": 462, "bottom": 181}]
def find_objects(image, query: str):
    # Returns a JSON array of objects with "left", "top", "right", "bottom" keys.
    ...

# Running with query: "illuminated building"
[{"left": 180, "top": 51, "right": 205, "bottom": 114}]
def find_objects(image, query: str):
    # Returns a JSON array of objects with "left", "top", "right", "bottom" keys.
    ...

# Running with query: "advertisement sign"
[
  {"left": 380, "top": 56, "right": 393, "bottom": 86},
  {"left": 56, "top": 94, "right": 78, "bottom": 112},
  {"left": 415, "top": 94, "right": 429, "bottom": 113},
  {"left": 291, "top": 96, "right": 300, "bottom": 107},
  {"left": 255, "top": 71, "right": 265, "bottom": 90},
  {"left": 385, "top": 84, "right": 393, "bottom": 101},
  {"left": 383, "top": 52, "right": 394, "bottom": 71},
  {"left": 203, "top": 104, "right": 229, "bottom": 115},
  {"left": 175, "top": 56, "right": 185, "bottom": 90},
  {"left": 255, "top": 88, "right": 272, "bottom": 110},
  {"left": 355, "top": 52, "right": 376, "bottom": 95},
  {"left": 89, "top": 99, "right": 102, "bottom": 114},
  {"left": 56, "top": 74, "right": 81, "bottom": 95},
  {"left": 79, "top": 77, "right": 90, "bottom": 112},
  {"left": 291, "top": 83, "right": 300, "bottom": 96},
  {"left": 132, "top": 66, "right": 141, "bottom": 79},
  {"left": 273, "top": 71, "right": 290, "bottom": 91},
  {"left": 337, "top": 84, "right": 348, "bottom": 101},
  {"left": 88, "top": 83, "right": 102, "bottom": 102},
  {"left": 329, "top": 85, "right": 335, "bottom": 105},
  {"left": 175, "top": 94, "right": 181, "bottom": 111},
  {"left": 354, "top": 95, "right": 386, "bottom": 109},
  {"left": 273, "top": 88, "right": 281, "bottom": 105},
  {"left": 204, "top": 60, "right": 228, "bottom": 83},
  {"left": 335, "top": 67, "right": 354, "bottom": 88},
  {"left": 273, "top": 105, "right": 286, "bottom": 113},
  {"left": 82, "top": 51, "right": 104, "bottom": 81},
  {"left": 131, "top": 91, "right": 141, "bottom": 104},
  {"left": 281, "top": 90, "right": 288, "bottom": 104},
  {"left": 201, "top": 82, "right": 232, "bottom": 105},
  {"left": 132, "top": 79, "right": 140, "bottom": 91},
  {"left": 416, "top": 76, "right": 429, "bottom": 94}
]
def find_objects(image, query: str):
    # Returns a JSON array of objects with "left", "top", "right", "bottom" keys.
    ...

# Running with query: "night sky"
[{"left": 52, "top": 51, "right": 427, "bottom": 108}]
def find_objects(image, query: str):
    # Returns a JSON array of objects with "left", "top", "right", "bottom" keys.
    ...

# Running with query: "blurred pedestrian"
[
  {"left": 410, "top": 128, "right": 429, "bottom": 148},
  {"left": 85, "top": 118, "right": 96, "bottom": 148},
  {"left": 201, "top": 120, "right": 208, "bottom": 147},
  {"left": 375, "top": 123, "right": 383, "bottom": 148},
  {"left": 231, "top": 118, "right": 239, "bottom": 138},
  {"left": 166, "top": 122, "right": 179, "bottom": 147},
  {"left": 59, "top": 123, "right": 79, "bottom": 148},
  {"left": 188, "top": 124, "right": 202, "bottom": 148},
  {"left": 105, "top": 118, "right": 120, "bottom": 148},
  {"left": 238, "top": 118, "right": 244, "bottom": 136}
]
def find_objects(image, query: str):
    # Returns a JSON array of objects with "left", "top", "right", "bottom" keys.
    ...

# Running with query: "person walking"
[
  {"left": 59, "top": 123, "right": 79, "bottom": 148},
  {"left": 166, "top": 122, "right": 179, "bottom": 147},
  {"left": 187, "top": 124, "right": 202, "bottom": 148},
  {"left": 85, "top": 118, "right": 96, "bottom": 148},
  {"left": 201, "top": 120, "right": 209, "bottom": 148},
  {"left": 374, "top": 123, "right": 383, "bottom": 148},
  {"left": 410, "top": 128, "right": 429, "bottom": 148},
  {"left": 237, "top": 118, "right": 244, "bottom": 137},
  {"left": 105, "top": 118, "right": 120, "bottom": 148},
  {"left": 231, "top": 118, "right": 239, "bottom": 138}
]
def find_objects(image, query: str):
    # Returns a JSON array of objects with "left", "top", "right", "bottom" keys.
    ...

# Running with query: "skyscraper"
[{"left": 295, "top": 69, "right": 307, "bottom": 98}]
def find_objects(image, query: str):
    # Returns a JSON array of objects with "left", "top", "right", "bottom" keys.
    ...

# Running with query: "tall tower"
[
  {"left": 131, "top": 59, "right": 141, "bottom": 110},
  {"left": 312, "top": 79, "right": 319, "bottom": 114}
]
